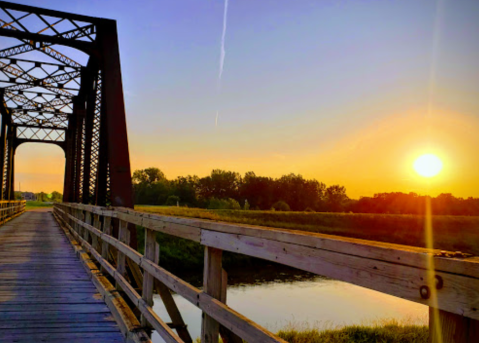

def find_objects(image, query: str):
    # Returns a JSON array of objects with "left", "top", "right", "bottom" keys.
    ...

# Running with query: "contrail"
[
  {"left": 219, "top": 0, "right": 229, "bottom": 84},
  {"left": 216, "top": 0, "right": 229, "bottom": 127}
]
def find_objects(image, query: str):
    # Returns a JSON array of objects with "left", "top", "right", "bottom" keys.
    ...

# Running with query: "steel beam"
[
  {"left": 80, "top": 63, "right": 98, "bottom": 204},
  {"left": 97, "top": 20, "right": 136, "bottom": 248},
  {"left": 5, "top": 125, "right": 14, "bottom": 200}
]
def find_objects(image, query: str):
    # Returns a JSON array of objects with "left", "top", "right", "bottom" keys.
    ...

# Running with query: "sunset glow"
[
  {"left": 413, "top": 154, "right": 443, "bottom": 178},
  {"left": 5, "top": 0, "right": 479, "bottom": 200}
]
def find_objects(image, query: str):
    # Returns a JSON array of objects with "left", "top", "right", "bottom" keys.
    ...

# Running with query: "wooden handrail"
[
  {"left": 0, "top": 200, "right": 26, "bottom": 225},
  {"left": 53, "top": 203, "right": 479, "bottom": 343}
]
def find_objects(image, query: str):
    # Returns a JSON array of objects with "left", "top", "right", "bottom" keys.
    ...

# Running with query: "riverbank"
[
  {"left": 276, "top": 322, "right": 428, "bottom": 343},
  {"left": 189, "top": 322, "right": 428, "bottom": 342}
]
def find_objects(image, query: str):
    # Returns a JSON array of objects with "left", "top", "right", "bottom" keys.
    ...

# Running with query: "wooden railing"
[
  {"left": 53, "top": 203, "right": 479, "bottom": 343},
  {"left": 0, "top": 200, "right": 26, "bottom": 224}
]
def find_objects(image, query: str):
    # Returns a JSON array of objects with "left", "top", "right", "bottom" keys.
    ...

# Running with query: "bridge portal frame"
[{"left": 0, "top": 1, "right": 134, "bottom": 212}]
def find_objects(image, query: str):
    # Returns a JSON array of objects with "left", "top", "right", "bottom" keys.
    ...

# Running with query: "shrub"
[
  {"left": 207, "top": 197, "right": 241, "bottom": 210},
  {"left": 272, "top": 200, "right": 290, "bottom": 211},
  {"left": 165, "top": 195, "right": 180, "bottom": 206}
]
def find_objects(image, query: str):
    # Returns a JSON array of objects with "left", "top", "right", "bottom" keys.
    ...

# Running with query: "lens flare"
[{"left": 413, "top": 154, "right": 443, "bottom": 177}]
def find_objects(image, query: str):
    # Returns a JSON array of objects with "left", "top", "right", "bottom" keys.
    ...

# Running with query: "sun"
[{"left": 413, "top": 154, "right": 443, "bottom": 177}]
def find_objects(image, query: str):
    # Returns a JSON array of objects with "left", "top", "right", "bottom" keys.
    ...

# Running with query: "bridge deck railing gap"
[{"left": 52, "top": 203, "right": 479, "bottom": 343}]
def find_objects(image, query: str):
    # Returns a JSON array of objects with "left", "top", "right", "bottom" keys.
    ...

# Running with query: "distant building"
[{"left": 22, "top": 192, "right": 36, "bottom": 201}]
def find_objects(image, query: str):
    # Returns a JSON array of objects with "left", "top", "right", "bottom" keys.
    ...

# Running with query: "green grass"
[
  {"left": 192, "top": 321, "right": 428, "bottom": 343},
  {"left": 136, "top": 206, "right": 479, "bottom": 255},
  {"left": 276, "top": 324, "right": 428, "bottom": 343},
  {"left": 25, "top": 201, "right": 53, "bottom": 210}
]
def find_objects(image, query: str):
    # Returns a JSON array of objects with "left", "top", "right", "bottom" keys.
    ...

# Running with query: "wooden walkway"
[{"left": 0, "top": 209, "right": 125, "bottom": 343}]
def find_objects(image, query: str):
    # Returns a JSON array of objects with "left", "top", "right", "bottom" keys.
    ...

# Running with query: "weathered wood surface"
[
  {"left": 429, "top": 307, "right": 479, "bottom": 343},
  {"left": 0, "top": 209, "right": 125, "bottom": 343},
  {"left": 57, "top": 203, "right": 479, "bottom": 343},
  {"left": 55, "top": 205, "right": 289, "bottom": 343}
]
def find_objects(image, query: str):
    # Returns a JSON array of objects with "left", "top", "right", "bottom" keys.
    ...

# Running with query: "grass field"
[
  {"left": 135, "top": 205, "right": 479, "bottom": 255},
  {"left": 25, "top": 201, "right": 53, "bottom": 210}
]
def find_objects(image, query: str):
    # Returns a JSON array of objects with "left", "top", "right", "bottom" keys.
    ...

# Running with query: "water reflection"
[{"left": 152, "top": 266, "right": 427, "bottom": 343}]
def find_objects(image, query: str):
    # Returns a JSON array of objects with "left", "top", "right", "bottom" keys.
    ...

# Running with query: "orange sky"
[{"left": 15, "top": 107, "right": 479, "bottom": 199}]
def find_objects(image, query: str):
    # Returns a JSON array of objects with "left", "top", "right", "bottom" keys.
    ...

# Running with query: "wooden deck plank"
[
  {"left": 0, "top": 326, "right": 121, "bottom": 334},
  {"left": 0, "top": 338, "right": 124, "bottom": 343},
  {"left": 0, "top": 210, "right": 125, "bottom": 343},
  {"left": 0, "top": 321, "right": 118, "bottom": 329}
]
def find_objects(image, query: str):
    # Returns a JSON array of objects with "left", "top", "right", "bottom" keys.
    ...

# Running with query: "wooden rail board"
[
  {"left": 56, "top": 203, "right": 479, "bottom": 343},
  {"left": 0, "top": 210, "right": 126, "bottom": 343}
]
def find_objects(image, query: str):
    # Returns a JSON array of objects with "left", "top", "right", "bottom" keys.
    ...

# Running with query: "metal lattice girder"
[
  {"left": 0, "top": 1, "right": 134, "bottom": 224},
  {"left": 16, "top": 126, "right": 65, "bottom": 142}
]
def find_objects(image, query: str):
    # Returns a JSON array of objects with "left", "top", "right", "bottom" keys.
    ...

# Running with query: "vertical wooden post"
[
  {"left": 67, "top": 207, "right": 71, "bottom": 227},
  {"left": 73, "top": 209, "right": 78, "bottom": 232},
  {"left": 116, "top": 220, "right": 128, "bottom": 290},
  {"left": 218, "top": 270, "right": 242, "bottom": 343},
  {"left": 67, "top": 207, "right": 71, "bottom": 228},
  {"left": 101, "top": 216, "right": 112, "bottom": 273},
  {"left": 141, "top": 228, "right": 156, "bottom": 327},
  {"left": 92, "top": 214, "right": 100, "bottom": 252},
  {"left": 429, "top": 308, "right": 479, "bottom": 343},
  {"left": 76, "top": 209, "right": 83, "bottom": 235},
  {"left": 84, "top": 211, "right": 91, "bottom": 243},
  {"left": 201, "top": 247, "right": 223, "bottom": 343}
]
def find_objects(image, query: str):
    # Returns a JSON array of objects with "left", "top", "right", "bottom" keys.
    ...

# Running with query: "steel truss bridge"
[
  {"left": 0, "top": 2, "right": 478, "bottom": 343},
  {"left": 0, "top": 0, "right": 133, "bottom": 208}
]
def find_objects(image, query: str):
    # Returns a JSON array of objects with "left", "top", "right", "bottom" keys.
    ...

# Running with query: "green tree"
[
  {"left": 165, "top": 195, "right": 180, "bottom": 206},
  {"left": 51, "top": 191, "right": 63, "bottom": 202},
  {"left": 207, "top": 197, "right": 241, "bottom": 210},
  {"left": 132, "top": 167, "right": 166, "bottom": 185},
  {"left": 170, "top": 175, "right": 199, "bottom": 206},
  {"left": 271, "top": 200, "right": 290, "bottom": 211},
  {"left": 36, "top": 192, "right": 47, "bottom": 202},
  {"left": 132, "top": 168, "right": 170, "bottom": 204},
  {"left": 239, "top": 172, "right": 275, "bottom": 210},
  {"left": 325, "top": 185, "right": 349, "bottom": 212},
  {"left": 198, "top": 169, "right": 241, "bottom": 200}
]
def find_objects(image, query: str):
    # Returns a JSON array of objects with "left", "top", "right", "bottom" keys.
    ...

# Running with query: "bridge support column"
[
  {"left": 97, "top": 20, "right": 137, "bottom": 249},
  {"left": 429, "top": 308, "right": 479, "bottom": 343},
  {"left": 0, "top": 120, "right": 7, "bottom": 200},
  {"left": 5, "top": 126, "right": 15, "bottom": 200},
  {"left": 63, "top": 124, "right": 74, "bottom": 202}
]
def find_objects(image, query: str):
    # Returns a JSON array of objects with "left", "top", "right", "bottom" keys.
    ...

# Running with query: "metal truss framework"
[{"left": 0, "top": 1, "right": 133, "bottom": 209}]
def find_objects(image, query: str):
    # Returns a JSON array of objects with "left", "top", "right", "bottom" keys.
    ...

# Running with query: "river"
[{"left": 151, "top": 265, "right": 428, "bottom": 342}]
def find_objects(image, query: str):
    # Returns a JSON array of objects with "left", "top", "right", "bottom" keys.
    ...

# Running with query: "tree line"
[
  {"left": 14, "top": 191, "right": 63, "bottom": 202},
  {"left": 133, "top": 167, "right": 479, "bottom": 215},
  {"left": 353, "top": 192, "right": 479, "bottom": 216},
  {"left": 133, "top": 168, "right": 347, "bottom": 211}
]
